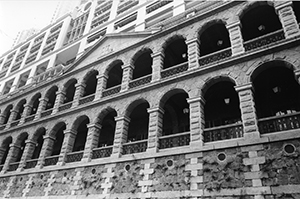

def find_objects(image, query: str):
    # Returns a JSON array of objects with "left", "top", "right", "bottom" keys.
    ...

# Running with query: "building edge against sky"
[{"left": 0, "top": 0, "right": 300, "bottom": 198}]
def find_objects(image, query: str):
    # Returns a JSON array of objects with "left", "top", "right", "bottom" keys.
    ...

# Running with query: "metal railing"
[
  {"left": 92, "top": 146, "right": 113, "bottom": 159},
  {"left": 122, "top": 140, "right": 147, "bottom": 155},
  {"left": 79, "top": 94, "right": 95, "bottom": 105},
  {"left": 203, "top": 123, "right": 243, "bottom": 142},
  {"left": 10, "top": 119, "right": 20, "bottom": 127},
  {"left": 161, "top": 62, "right": 188, "bottom": 78},
  {"left": 44, "top": 155, "right": 59, "bottom": 166},
  {"left": 41, "top": 109, "right": 53, "bottom": 117},
  {"left": 129, "top": 75, "right": 152, "bottom": 89},
  {"left": 199, "top": 47, "right": 232, "bottom": 66},
  {"left": 159, "top": 132, "right": 190, "bottom": 149},
  {"left": 58, "top": 102, "right": 72, "bottom": 112},
  {"left": 24, "top": 159, "right": 38, "bottom": 169},
  {"left": 65, "top": 151, "right": 83, "bottom": 163},
  {"left": 24, "top": 115, "right": 35, "bottom": 123},
  {"left": 102, "top": 85, "right": 121, "bottom": 97},
  {"left": 7, "top": 162, "right": 19, "bottom": 172}
]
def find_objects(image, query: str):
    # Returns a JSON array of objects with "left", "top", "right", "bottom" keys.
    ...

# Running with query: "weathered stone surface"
[
  {"left": 9, "top": 175, "right": 29, "bottom": 197},
  {"left": 48, "top": 169, "right": 76, "bottom": 196},
  {"left": 26, "top": 172, "right": 50, "bottom": 197}
]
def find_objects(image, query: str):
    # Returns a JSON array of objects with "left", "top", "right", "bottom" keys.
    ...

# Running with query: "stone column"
[
  {"left": 186, "top": 38, "right": 200, "bottom": 70},
  {"left": 57, "top": 129, "right": 76, "bottom": 166},
  {"left": 82, "top": 123, "right": 101, "bottom": 162},
  {"left": 53, "top": 91, "right": 66, "bottom": 114},
  {"left": 0, "top": 114, "right": 6, "bottom": 125},
  {"left": 226, "top": 21, "right": 245, "bottom": 56},
  {"left": 235, "top": 83, "right": 259, "bottom": 140},
  {"left": 146, "top": 107, "right": 164, "bottom": 153},
  {"left": 95, "top": 74, "right": 108, "bottom": 100},
  {"left": 17, "top": 139, "right": 37, "bottom": 171},
  {"left": 5, "top": 110, "right": 18, "bottom": 128},
  {"left": 275, "top": 1, "right": 300, "bottom": 39},
  {"left": 36, "top": 134, "right": 55, "bottom": 168},
  {"left": 187, "top": 97, "right": 205, "bottom": 149},
  {"left": 35, "top": 97, "right": 48, "bottom": 120},
  {"left": 73, "top": 83, "right": 86, "bottom": 107},
  {"left": 151, "top": 52, "right": 164, "bottom": 82},
  {"left": 111, "top": 116, "right": 130, "bottom": 158},
  {"left": 19, "top": 104, "right": 32, "bottom": 124},
  {"left": 1, "top": 144, "right": 20, "bottom": 173},
  {"left": 121, "top": 64, "right": 133, "bottom": 92}
]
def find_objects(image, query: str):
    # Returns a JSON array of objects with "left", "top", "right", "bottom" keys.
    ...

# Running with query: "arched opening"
[
  {"left": 203, "top": 79, "right": 242, "bottom": 142},
  {"left": 72, "top": 116, "right": 89, "bottom": 152},
  {"left": 106, "top": 61, "right": 123, "bottom": 89},
  {"left": 2, "top": 105, "right": 13, "bottom": 125},
  {"left": 15, "top": 133, "right": 28, "bottom": 163},
  {"left": 31, "top": 128, "right": 46, "bottom": 160},
  {"left": 199, "top": 22, "right": 231, "bottom": 56},
  {"left": 51, "top": 122, "right": 66, "bottom": 156},
  {"left": 63, "top": 79, "right": 77, "bottom": 103},
  {"left": 127, "top": 101, "right": 150, "bottom": 142},
  {"left": 252, "top": 62, "right": 300, "bottom": 135},
  {"left": 132, "top": 49, "right": 153, "bottom": 79},
  {"left": 0, "top": 137, "right": 12, "bottom": 165},
  {"left": 29, "top": 93, "right": 41, "bottom": 115},
  {"left": 45, "top": 86, "right": 58, "bottom": 110},
  {"left": 163, "top": 36, "right": 188, "bottom": 69},
  {"left": 293, "top": 1, "right": 300, "bottom": 24},
  {"left": 83, "top": 71, "right": 99, "bottom": 97},
  {"left": 161, "top": 91, "right": 190, "bottom": 135},
  {"left": 14, "top": 99, "right": 26, "bottom": 121},
  {"left": 97, "top": 109, "right": 117, "bottom": 147},
  {"left": 240, "top": 3, "right": 282, "bottom": 41}
]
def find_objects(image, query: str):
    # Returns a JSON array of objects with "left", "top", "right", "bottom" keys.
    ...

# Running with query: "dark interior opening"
[{"left": 163, "top": 38, "right": 188, "bottom": 69}]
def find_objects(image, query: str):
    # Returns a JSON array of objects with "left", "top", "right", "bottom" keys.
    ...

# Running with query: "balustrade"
[
  {"left": 199, "top": 47, "right": 232, "bottom": 66},
  {"left": 10, "top": 120, "right": 20, "bottom": 127},
  {"left": 244, "top": 29, "right": 285, "bottom": 52},
  {"left": 258, "top": 112, "right": 300, "bottom": 134},
  {"left": 92, "top": 146, "right": 113, "bottom": 159},
  {"left": 203, "top": 123, "right": 243, "bottom": 142},
  {"left": 129, "top": 75, "right": 152, "bottom": 89},
  {"left": 159, "top": 132, "right": 190, "bottom": 149},
  {"left": 58, "top": 102, "right": 72, "bottom": 112},
  {"left": 102, "top": 85, "right": 121, "bottom": 97},
  {"left": 65, "top": 151, "right": 83, "bottom": 163},
  {"left": 24, "top": 115, "right": 35, "bottom": 123},
  {"left": 7, "top": 162, "right": 19, "bottom": 172},
  {"left": 41, "top": 109, "right": 53, "bottom": 117},
  {"left": 161, "top": 62, "right": 188, "bottom": 78},
  {"left": 122, "top": 140, "right": 147, "bottom": 155},
  {"left": 24, "top": 159, "right": 38, "bottom": 169},
  {"left": 79, "top": 94, "right": 95, "bottom": 105},
  {"left": 44, "top": 155, "right": 59, "bottom": 166}
]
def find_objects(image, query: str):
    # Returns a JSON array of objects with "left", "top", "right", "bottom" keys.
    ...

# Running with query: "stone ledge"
[{"left": 271, "top": 184, "right": 300, "bottom": 194}]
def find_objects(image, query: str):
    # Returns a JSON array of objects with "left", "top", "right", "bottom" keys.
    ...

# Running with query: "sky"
[{"left": 0, "top": 0, "right": 62, "bottom": 56}]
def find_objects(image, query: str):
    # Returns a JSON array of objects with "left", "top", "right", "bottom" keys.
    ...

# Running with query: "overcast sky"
[{"left": 0, "top": 1, "right": 62, "bottom": 56}]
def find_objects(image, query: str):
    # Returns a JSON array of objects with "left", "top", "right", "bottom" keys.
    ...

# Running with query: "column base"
[
  {"left": 146, "top": 147, "right": 159, "bottom": 154},
  {"left": 189, "top": 141, "right": 203, "bottom": 150}
]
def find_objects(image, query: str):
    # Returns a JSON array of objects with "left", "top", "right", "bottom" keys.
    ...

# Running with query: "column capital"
[
  {"left": 121, "top": 64, "right": 134, "bottom": 70},
  {"left": 147, "top": 107, "right": 164, "bottom": 114},
  {"left": 24, "top": 104, "right": 33, "bottom": 108},
  {"left": 235, "top": 83, "right": 253, "bottom": 92},
  {"left": 187, "top": 96, "right": 205, "bottom": 104},
  {"left": 87, "top": 123, "right": 101, "bottom": 130},
  {"left": 115, "top": 115, "right": 130, "bottom": 123},
  {"left": 25, "top": 139, "right": 37, "bottom": 145},
  {"left": 226, "top": 21, "right": 241, "bottom": 29},
  {"left": 75, "top": 83, "right": 86, "bottom": 88},
  {"left": 186, "top": 37, "right": 199, "bottom": 45},
  {"left": 151, "top": 51, "right": 164, "bottom": 58},
  {"left": 56, "top": 90, "right": 66, "bottom": 95},
  {"left": 43, "top": 135, "right": 56, "bottom": 141},
  {"left": 96, "top": 74, "right": 108, "bottom": 80},
  {"left": 9, "top": 143, "right": 20, "bottom": 148},
  {"left": 39, "top": 97, "right": 48, "bottom": 102},
  {"left": 63, "top": 129, "right": 76, "bottom": 136},
  {"left": 274, "top": 1, "right": 293, "bottom": 11}
]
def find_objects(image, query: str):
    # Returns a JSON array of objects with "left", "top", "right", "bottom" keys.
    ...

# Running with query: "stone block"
[
  {"left": 243, "top": 156, "right": 266, "bottom": 165},
  {"left": 186, "top": 163, "right": 203, "bottom": 170}
]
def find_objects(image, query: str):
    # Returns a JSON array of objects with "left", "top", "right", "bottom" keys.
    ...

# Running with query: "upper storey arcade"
[{"left": 0, "top": 0, "right": 300, "bottom": 174}]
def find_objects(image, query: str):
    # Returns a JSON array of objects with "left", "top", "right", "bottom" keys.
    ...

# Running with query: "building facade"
[{"left": 0, "top": 0, "right": 299, "bottom": 198}]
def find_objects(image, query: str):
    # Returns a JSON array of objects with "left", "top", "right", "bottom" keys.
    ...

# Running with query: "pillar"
[
  {"left": 186, "top": 38, "right": 200, "bottom": 70},
  {"left": 275, "top": 1, "right": 300, "bottom": 39},
  {"left": 226, "top": 21, "right": 245, "bottom": 56},
  {"left": 82, "top": 123, "right": 101, "bottom": 162},
  {"left": 1, "top": 144, "right": 20, "bottom": 173},
  {"left": 235, "top": 83, "right": 259, "bottom": 140},
  {"left": 121, "top": 64, "right": 133, "bottom": 92},
  {"left": 52, "top": 91, "right": 66, "bottom": 114},
  {"left": 151, "top": 52, "right": 164, "bottom": 82},
  {"left": 57, "top": 129, "right": 76, "bottom": 166},
  {"left": 20, "top": 104, "right": 32, "bottom": 124},
  {"left": 5, "top": 110, "right": 18, "bottom": 128},
  {"left": 95, "top": 74, "right": 108, "bottom": 100},
  {"left": 111, "top": 116, "right": 130, "bottom": 158},
  {"left": 35, "top": 97, "right": 48, "bottom": 120},
  {"left": 17, "top": 139, "right": 37, "bottom": 171},
  {"left": 146, "top": 107, "right": 164, "bottom": 153},
  {"left": 135, "top": 0, "right": 146, "bottom": 31},
  {"left": 73, "top": 83, "right": 86, "bottom": 107},
  {"left": 36, "top": 134, "right": 55, "bottom": 168},
  {"left": 187, "top": 96, "right": 205, "bottom": 149}
]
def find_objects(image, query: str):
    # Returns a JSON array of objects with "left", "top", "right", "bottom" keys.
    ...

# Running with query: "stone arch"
[
  {"left": 14, "top": 132, "right": 28, "bottom": 163},
  {"left": 94, "top": 106, "right": 116, "bottom": 124},
  {"left": 13, "top": 99, "right": 26, "bottom": 121},
  {"left": 0, "top": 136, "right": 12, "bottom": 165},
  {"left": 62, "top": 78, "right": 77, "bottom": 103},
  {"left": 202, "top": 75, "right": 237, "bottom": 97},
  {"left": 104, "top": 59, "right": 123, "bottom": 76},
  {"left": 71, "top": 115, "right": 90, "bottom": 152},
  {"left": 131, "top": 47, "right": 153, "bottom": 80},
  {"left": 237, "top": 1, "right": 275, "bottom": 19},
  {"left": 44, "top": 85, "right": 58, "bottom": 110},
  {"left": 104, "top": 59, "right": 124, "bottom": 89},
  {"left": 159, "top": 88, "right": 190, "bottom": 108},
  {"left": 30, "top": 127, "right": 46, "bottom": 159},
  {"left": 1, "top": 104, "right": 13, "bottom": 125},
  {"left": 48, "top": 121, "right": 66, "bottom": 156},
  {"left": 124, "top": 98, "right": 149, "bottom": 117},
  {"left": 197, "top": 18, "right": 228, "bottom": 36}
]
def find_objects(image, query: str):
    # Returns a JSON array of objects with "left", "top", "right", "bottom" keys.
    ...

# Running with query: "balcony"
[
  {"left": 258, "top": 112, "right": 300, "bottom": 134},
  {"left": 25, "top": 52, "right": 38, "bottom": 65},
  {"left": 146, "top": 0, "right": 173, "bottom": 14},
  {"left": 92, "top": 146, "right": 113, "bottom": 159},
  {"left": 129, "top": 75, "right": 152, "bottom": 89},
  {"left": 161, "top": 62, "right": 188, "bottom": 78},
  {"left": 244, "top": 29, "right": 285, "bottom": 52},
  {"left": 10, "top": 61, "right": 22, "bottom": 72},
  {"left": 159, "top": 132, "right": 190, "bottom": 149},
  {"left": 114, "top": 13, "right": 137, "bottom": 30},
  {"left": 58, "top": 102, "right": 72, "bottom": 112},
  {"left": 122, "top": 140, "right": 147, "bottom": 155},
  {"left": 24, "top": 159, "right": 38, "bottom": 169},
  {"left": 7, "top": 162, "right": 19, "bottom": 172},
  {"left": 79, "top": 94, "right": 95, "bottom": 105},
  {"left": 24, "top": 115, "right": 35, "bottom": 123},
  {"left": 41, "top": 109, "right": 53, "bottom": 117},
  {"left": 199, "top": 47, "right": 232, "bottom": 67},
  {"left": 65, "top": 151, "right": 83, "bottom": 163},
  {"left": 102, "top": 85, "right": 121, "bottom": 97},
  {"left": 44, "top": 155, "right": 59, "bottom": 166},
  {"left": 117, "top": 0, "right": 139, "bottom": 15},
  {"left": 10, "top": 119, "right": 20, "bottom": 127},
  {"left": 34, "top": 64, "right": 63, "bottom": 84},
  {"left": 203, "top": 123, "right": 243, "bottom": 143}
]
